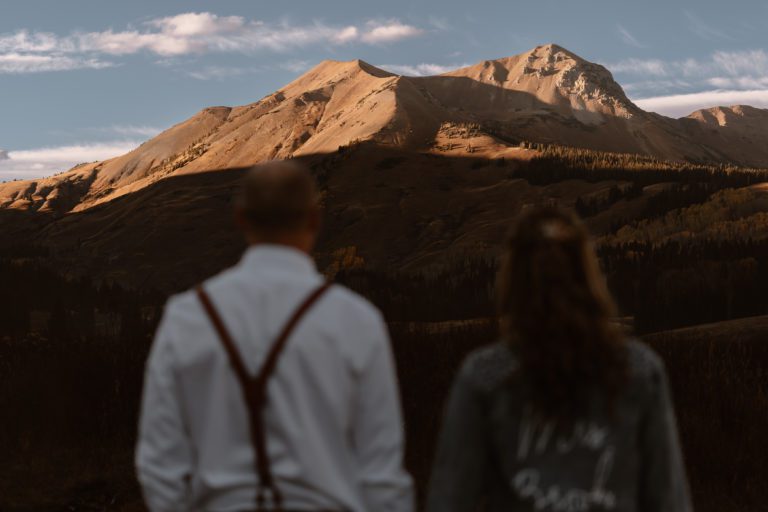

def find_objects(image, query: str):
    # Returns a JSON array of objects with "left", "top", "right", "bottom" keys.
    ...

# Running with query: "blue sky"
[{"left": 2, "top": 0, "right": 768, "bottom": 180}]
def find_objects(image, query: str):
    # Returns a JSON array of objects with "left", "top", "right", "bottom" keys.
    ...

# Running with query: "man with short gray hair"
[{"left": 136, "top": 160, "right": 414, "bottom": 511}]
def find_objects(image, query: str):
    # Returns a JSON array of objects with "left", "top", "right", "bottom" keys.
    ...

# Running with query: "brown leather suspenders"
[{"left": 196, "top": 282, "right": 333, "bottom": 511}]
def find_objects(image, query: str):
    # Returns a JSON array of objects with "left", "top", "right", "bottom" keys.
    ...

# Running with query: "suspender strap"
[
  {"left": 196, "top": 282, "right": 334, "bottom": 511},
  {"left": 197, "top": 287, "right": 252, "bottom": 387}
]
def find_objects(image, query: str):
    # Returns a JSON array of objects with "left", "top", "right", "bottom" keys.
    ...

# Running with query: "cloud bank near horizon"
[
  {"left": 0, "top": 141, "right": 141, "bottom": 181},
  {"left": 634, "top": 89, "right": 768, "bottom": 118}
]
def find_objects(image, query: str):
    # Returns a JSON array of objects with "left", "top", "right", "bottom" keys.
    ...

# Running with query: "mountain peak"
[
  {"left": 277, "top": 58, "right": 395, "bottom": 96},
  {"left": 442, "top": 44, "right": 637, "bottom": 120},
  {"left": 530, "top": 43, "right": 579, "bottom": 58},
  {"left": 302, "top": 58, "right": 394, "bottom": 81}
]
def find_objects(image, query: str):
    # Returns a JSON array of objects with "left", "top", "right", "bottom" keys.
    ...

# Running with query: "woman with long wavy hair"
[{"left": 427, "top": 206, "right": 692, "bottom": 512}]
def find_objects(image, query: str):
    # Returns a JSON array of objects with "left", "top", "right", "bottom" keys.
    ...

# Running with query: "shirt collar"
[{"left": 240, "top": 244, "right": 318, "bottom": 276}]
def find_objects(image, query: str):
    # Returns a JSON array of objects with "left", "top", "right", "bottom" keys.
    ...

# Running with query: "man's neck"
[{"left": 246, "top": 236, "right": 313, "bottom": 256}]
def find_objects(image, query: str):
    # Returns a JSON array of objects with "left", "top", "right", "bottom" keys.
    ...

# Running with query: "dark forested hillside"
[{"left": 2, "top": 145, "right": 768, "bottom": 510}]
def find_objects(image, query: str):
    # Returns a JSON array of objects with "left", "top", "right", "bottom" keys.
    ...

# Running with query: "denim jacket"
[{"left": 426, "top": 340, "right": 692, "bottom": 512}]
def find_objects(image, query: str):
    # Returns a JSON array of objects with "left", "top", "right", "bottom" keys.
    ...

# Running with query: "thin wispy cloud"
[
  {"left": 608, "top": 48, "right": 768, "bottom": 117},
  {"left": 185, "top": 65, "right": 261, "bottom": 81},
  {"left": 184, "top": 60, "right": 312, "bottom": 80},
  {"left": 0, "top": 13, "right": 425, "bottom": 74},
  {"left": 427, "top": 17, "right": 452, "bottom": 31},
  {"left": 0, "top": 53, "right": 113, "bottom": 73},
  {"left": 609, "top": 58, "right": 668, "bottom": 76},
  {"left": 707, "top": 76, "right": 768, "bottom": 89},
  {"left": 279, "top": 60, "right": 312, "bottom": 73},
  {"left": 621, "top": 79, "right": 694, "bottom": 94},
  {"left": 108, "top": 125, "right": 163, "bottom": 137},
  {"left": 711, "top": 49, "right": 768, "bottom": 76},
  {"left": 616, "top": 25, "right": 645, "bottom": 48},
  {"left": 684, "top": 11, "right": 733, "bottom": 41},
  {"left": 379, "top": 62, "right": 466, "bottom": 76},
  {"left": 608, "top": 49, "right": 768, "bottom": 88}
]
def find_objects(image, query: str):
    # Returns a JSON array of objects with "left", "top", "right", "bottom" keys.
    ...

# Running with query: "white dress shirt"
[{"left": 136, "top": 245, "right": 414, "bottom": 512}]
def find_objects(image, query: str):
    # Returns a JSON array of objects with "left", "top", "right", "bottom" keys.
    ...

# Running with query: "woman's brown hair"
[{"left": 497, "top": 205, "right": 628, "bottom": 420}]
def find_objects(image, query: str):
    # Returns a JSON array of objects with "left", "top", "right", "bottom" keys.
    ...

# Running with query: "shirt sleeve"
[
  {"left": 426, "top": 360, "right": 491, "bottom": 512},
  {"left": 135, "top": 301, "right": 195, "bottom": 512},
  {"left": 352, "top": 311, "right": 415, "bottom": 512},
  {"left": 638, "top": 358, "right": 693, "bottom": 512}
]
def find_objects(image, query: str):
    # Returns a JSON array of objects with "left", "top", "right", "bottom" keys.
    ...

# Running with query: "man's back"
[{"left": 136, "top": 245, "right": 414, "bottom": 511}]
